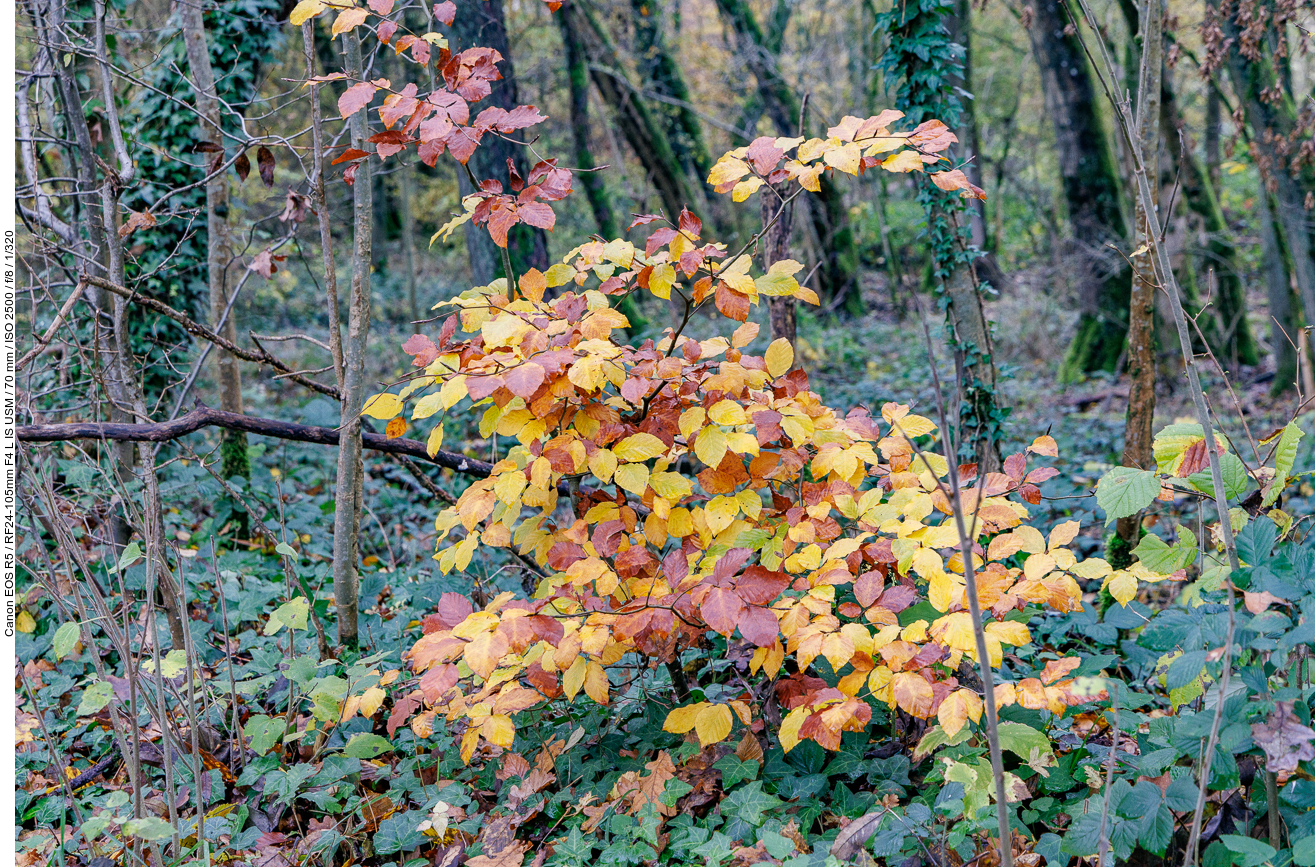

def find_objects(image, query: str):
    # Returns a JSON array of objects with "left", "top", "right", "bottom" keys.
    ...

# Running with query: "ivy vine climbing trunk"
[
  {"left": 1116, "top": 0, "right": 1161, "bottom": 555},
  {"left": 450, "top": 0, "right": 548, "bottom": 284},
  {"left": 878, "top": 0, "right": 1003, "bottom": 472},
  {"left": 332, "top": 30, "right": 374, "bottom": 651},
  {"left": 712, "top": 0, "right": 862, "bottom": 316},
  {"left": 1027, "top": 0, "right": 1132, "bottom": 380},
  {"left": 180, "top": 0, "right": 248, "bottom": 481}
]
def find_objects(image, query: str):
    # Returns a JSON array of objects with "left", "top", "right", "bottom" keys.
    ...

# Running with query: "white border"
[{"left": 3, "top": 0, "right": 19, "bottom": 857}]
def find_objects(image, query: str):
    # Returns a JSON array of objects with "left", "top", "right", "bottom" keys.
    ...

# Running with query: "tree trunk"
[
  {"left": 1027, "top": 0, "right": 1132, "bottom": 380},
  {"left": 303, "top": 21, "right": 345, "bottom": 389},
  {"left": 1258, "top": 185, "right": 1300, "bottom": 394},
  {"left": 559, "top": 4, "right": 618, "bottom": 240},
  {"left": 761, "top": 184, "right": 797, "bottom": 346},
  {"left": 1116, "top": 0, "right": 1161, "bottom": 552},
  {"left": 400, "top": 162, "right": 420, "bottom": 325},
  {"left": 566, "top": 0, "right": 697, "bottom": 225},
  {"left": 630, "top": 0, "right": 712, "bottom": 181},
  {"left": 331, "top": 30, "right": 374, "bottom": 651},
  {"left": 713, "top": 0, "right": 862, "bottom": 316},
  {"left": 1220, "top": 7, "right": 1315, "bottom": 356},
  {"left": 450, "top": 0, "right": 549, "bottom": 285},
  {"left": 179, "top": 0, "right": 248, "bottom": 480}
]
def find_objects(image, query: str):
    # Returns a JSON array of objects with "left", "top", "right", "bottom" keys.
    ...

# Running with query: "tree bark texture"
[
  {"left": 1257, "top": 185, "right": 1300, "bottom": 394},
  {"left": 1117, "top": 0, "right": 1161, "bottom": 550},
  {"left": 179, "top": 0, "right": 249, "bottom": 480},
  {"left": 760, "top": 184, "right": 796, "bottom": 346},
  {"left": 451, "top": 0, "right": 548, "bottom": 284},
  {"left": 332, "top": 30, "right": 373, "bottom": 650},
  {"left": 1027, "top": 0, "right": 1133, "bottom": 380}
]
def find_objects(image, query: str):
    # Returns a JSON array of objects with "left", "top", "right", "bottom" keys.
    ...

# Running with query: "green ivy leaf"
[
  {"left": 124, "top": 817, "right": 175, "bottom": 841},
  {"left": 1096, "top": 467, "right": 1160, "bottom": 525},
  {"left": 374, "top": 811, "right": 428, "bottom": 855},
  {"left": 243, "top": 715, "right": 286, "bottom": 756}
]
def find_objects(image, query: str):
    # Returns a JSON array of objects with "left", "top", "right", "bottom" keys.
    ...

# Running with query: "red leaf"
[
  {"left": 496, "top": 104, "right": 547, "bottom": 132},
  {"left": 486, "top": 204, "right": 518, "bottom": 247},
  {"left": 367, "top": 0, "right": 394, "bottom": 13},
  {"left": 504, "top": 363, "right": 546, "bottom": 398},
  {"left": 343, "top": 163, "right": 359, "bottom": 185},
  {"left": 677, "top": 207, "right": 701, "bottom": 238},
  {"left": 645, "top": 227, "right": 677, "bottom": 257},
  {"left": 517, "top": 202, "right": 556, "bottom": 230},
  {"left": 377, "top": 19, "right": 398, "bottom": 42},
  {"left": 339, "top": 80, "right": 385, "bottom": 118},
  {"left": 402, "top": 334, "right": 439, "bottom": 366},
  {"left": 854, "top": 571, "right": 885, "bottom": 608},
  {"left": 628, "top": 213, "right": 663, "bottom": 230},
  {"left": 332, "top": 148, "right": 370, "bottom": 165},
  {"left": 433, "top": 0, "right": 456, "bottom": 24},
  {"left": 1003, "top": 452, "right": 1026, "bottom": 483},
  {"left": 746, "top": 136, "right": 784, "bottom": 175},
  {"left": 738, "top": 605, "right": 779, "bottom": 647},
  {"left": 435, "top": 592, "right": 473, "bottom": 629},
  {"left": 714, "top": 281, "right": 750, "bottom": 322},
  {"left": 701, "top": 587, "right": 745, "bottom": 636},
  {"left": 386, "top": 693, "right": 421, "bottom": 737},
  {"left": 444, "top": 127, "right": 480, "bottom": 164}
]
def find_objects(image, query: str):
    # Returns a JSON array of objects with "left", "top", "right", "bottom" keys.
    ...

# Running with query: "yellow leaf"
[
  {"left": 584, "top": 661, "right": 609, "bottom": 705},
  {"left": 331, "top": 6, "right": 368, "bottom": 37},
  {"left": 778, "top": 706, "right": 808, "bottom": 753},
  {"left": 707, "top": 157, "right": 751, "bottom": 186},
  {"left": 1106, "top": 571, "right": 1138, "bottom": 607},
  {"left": 588, "top": 448, "right": 617, "bottom": 483},
  {"left": 649, "top": 263, "right": 676, "bottom": 300},
  {"left": 694, "top": 703, "right": 733, "bottom": 747},
  {"left": 359, "top": 687, "right": 386, "bottom": 718},
  {"left": 362, "top": 392, "right": 403, "bottom": 420},
  {"left": 614, "top": 463, "right": 650, "bottom": 496},
  {"left": 881, "top": 150, "right": 925, "bottom": 173},
  {"left": 695, "top": 426, "right": 728, "bottom": 468},
  {"left": 650, "top": 472, "right": 692, "bottom": 500},
  {"left": 731, "top": 177, "right": 764, "bottom": 201},
  {"left": 731, "top": 322, "right": 760, "bottom": 348},
  {"left": 562, "top": 656, "right": 587, "bottom": 700},
  {"left": 459, "top": 726, "right": 479, "bottom": 763},
  {"left": 411, "top": 391, "right": 442, "bottom": 420},
  {"left": 705, "top": 495, "right": 740, "bottom": 534},
  {"left": 822, "top": 142, "right": 862, "bottom": 174},
  {"left": 545, "top": 263, "right": 576, "bottom": 287},
  {"left": 482, "top": 714, "right": 516, "bottom": 748},
  {"left": 663, "top": 703, "right": 702, "bottom": 734},
  {"left": 426, "top": 424, "right": 445, "bottom": 458},
  {"left": 936, "top": 688, "right": 983, "bottom": 737},
  {"left": 984, "top": 620, "right": 1031, "bottom": 646},
  {"left": 764, "top": 338, "right": 794, "bottom": 378},
  {"left": 289, "top": 0, "right": 324, "bottom": 25},
  {"left": 614, "top": 432, "right": 667, "bottom": 462},
  {"left": 15, "top": 611, "right": 34, "bottom": 633},
  {"left": 679, "top": 407, "right": 706, "bottom": 439},
  {"left": 708, "top": 400, "right": 748, "bottom": 426}
]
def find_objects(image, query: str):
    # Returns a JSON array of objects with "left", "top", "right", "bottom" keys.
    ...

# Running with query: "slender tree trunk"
[
  {"left": 1116, "top": 0, "right": 1161, "bottom": 553},
  {"left": 1027, "top": 0, "right": 1132, "bottom": 380},
  {"left": 1258, "top": 185, "right": 1300, "bottom": 394},
  {"left": 304, "top": 22, "right": 345, "bottom": 388},
  {"left": 450, "top": 0, "right": 548, "bottom": 284},
  {"left": 761, "top": 184, "right": 797, "bottom": 345},
  {"left": 713, "top": 0, "right": 862, "bottom": 315},
  {"left": 1204, "top": 84, "right": 1221, "bottom": 189},
  {"left": 566, "top": 0, "right": 697, "bottom": 225},
  {"left": 400, "top": 164, "right": 420, "bottom": 325},
  {"left": 332, "top": 30, "right": 373, "bottom": 651},
  {"left": 180, "top": 0, "right": 248, "bottom": 480}
]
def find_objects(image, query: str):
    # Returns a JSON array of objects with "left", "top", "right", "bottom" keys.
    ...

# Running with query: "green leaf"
[
  {"left": 78, "top": 680, "right": 114, "bottom": 715},
  {"left": 1165, "top": 650, "right": 1207, "bottom": 691},
  {"left": 1218, "top": 834, "right": 1276, "bottom": 867},
  {"left": 265, "top": 597, "right": 310, "bottom": 635},
  {"left": 996, "top": 722, "right": 1056, "bottom": 770},
  {"left": 374, "top": 811, "right": 428, "bottom": 855},
  {"left": 275, "top": 542, "right": 298, "bottom": 558},
  {"left": 342, "top": 733, "right": 393, "bottom": 758},
  {"left": 1188, "top": 452, "right": 1250, "bottom": 501},
  {"left": 1293, "top": 834, "right": 1315, "bottom": 866},
  {"left": 714, "top": 754, "right": 759, "bottom": 788},
  {"left": 243, "top": 715, "right": 286, "bottom": 756},
  {"left": 1272, "top": 423, "right": 1304, "bottom": 484},
  {"left": 143, "top": 649, "right": 187, "bottom": 679},
  {"left": 111, "top": 541, "right": 142, "bottom": 574},
  {"left": 52, "top": 621, "right": 80, "bottom": 660},
  {"left": 720, "top": 780, "right": 781, "bottom": 827},
  {"left": 1133, "top": 525, "right": 1198, "bottom": 573},
  {"left": 1096, "top": 467, "right": 1160, "bottom": 525},
  {"left": 124, "top": 817, "right": 175, "bottom": 841}
]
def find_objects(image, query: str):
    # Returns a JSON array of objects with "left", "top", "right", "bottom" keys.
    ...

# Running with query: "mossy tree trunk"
[
  {"left": 1027, "top": 0, "right": 1132, "bottom": 380},
  {"left": 1257, "top": 185, "right": 1300, "bottom": 394},
  {"left": 713, "top": 0, "right": 862, "bottom": 316}
]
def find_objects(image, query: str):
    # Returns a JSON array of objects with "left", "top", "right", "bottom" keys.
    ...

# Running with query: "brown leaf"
[
  {"left": 234, "top": 151, "right": 251, "bottom": 182},
  {"left": 466, "top": 840, "right": 529, "bottom": 867},
  {"left": 830, "top": 808, "right": 887, "bottom": 860},
  {"left": 257, "top": 146, "right": 275, "bottom": 187},
  {"left": 1251, "top": 701, "right": 1315, "bottom": 773},
  {"left": 118, "top": 209, "right": 157, "bottom": 239},
  {"left": 248, "top": 249, "right": 286, "bottom": 278},
  {"left": 339, "top": 79, "right": 386, "bottom": 118}
]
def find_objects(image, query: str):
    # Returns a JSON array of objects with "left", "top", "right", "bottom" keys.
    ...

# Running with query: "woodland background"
[{"left": 11, "top": 0, "right": 1315, "bottom": 864}]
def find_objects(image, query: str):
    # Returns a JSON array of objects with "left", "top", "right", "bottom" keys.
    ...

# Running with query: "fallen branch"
[{"left": 17, "top": 405, "right": 496, "bottom": 479}]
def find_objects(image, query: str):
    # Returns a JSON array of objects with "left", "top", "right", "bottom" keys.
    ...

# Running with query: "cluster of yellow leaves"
[{"left": 706, "top": 111, "right": 985, "bottom": 201}]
